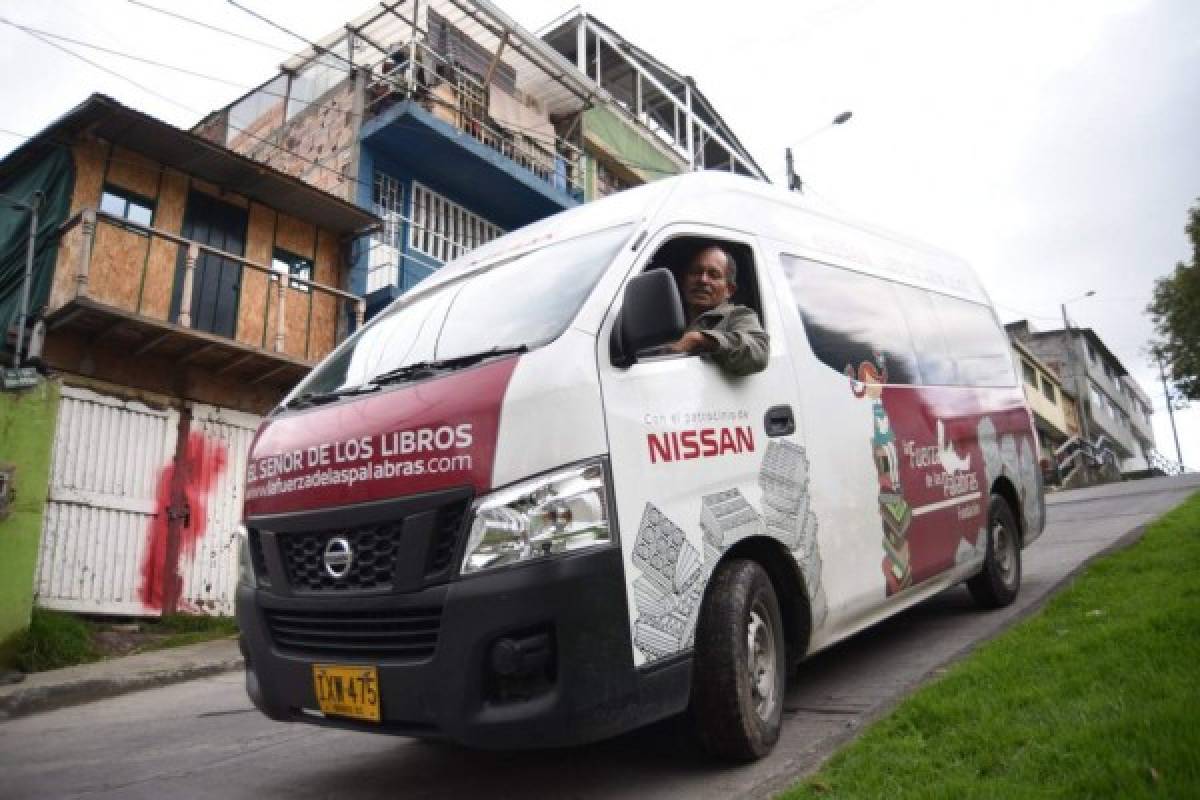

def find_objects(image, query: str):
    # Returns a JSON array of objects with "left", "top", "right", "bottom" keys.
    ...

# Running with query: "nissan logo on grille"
[{"left": 323, "top": 537, "right": 354, "bottom": 579}]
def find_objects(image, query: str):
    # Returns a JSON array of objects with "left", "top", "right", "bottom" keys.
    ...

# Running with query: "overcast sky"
[{"left": 1, "top": 0, "right": 1197, "bottom": 465}]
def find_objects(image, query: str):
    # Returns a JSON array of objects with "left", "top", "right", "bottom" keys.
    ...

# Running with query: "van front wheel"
[
  {"left": 967, "top": 494, "right": 1022, "bottom": 609},
  {"left": 690, "top": 559, "right": 786, "bottom": 761}
]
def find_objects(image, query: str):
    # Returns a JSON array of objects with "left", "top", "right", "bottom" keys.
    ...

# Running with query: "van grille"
[
  {"left": 425, "top": 501, "right": 469, "bottom": 578},
  {"left": 264, "top": 607, "right": 442, "bottom": 660},
  {"left": 281, "top": 525, "right": 402, "bottom": 592}
]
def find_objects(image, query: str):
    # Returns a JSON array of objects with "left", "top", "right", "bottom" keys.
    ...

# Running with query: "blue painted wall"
[{"left": 350, "top": 102, "right": 581, "bottom": 319}]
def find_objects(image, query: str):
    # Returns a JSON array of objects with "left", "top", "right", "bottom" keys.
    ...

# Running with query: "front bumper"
[{"left": 236, "top": 546, "right": 691, "bottom": 748}]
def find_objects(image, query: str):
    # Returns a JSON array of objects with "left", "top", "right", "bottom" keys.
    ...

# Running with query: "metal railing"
[
  {"left": 1148, "top": 449, "right": 1185, "bottom": 477},
  {"left": 57, "top": 208, "right": 365, "bottom": 361},
  {"left": 364, "top": 39, "right": 584, "bottom": 199},
  {"left": 1054, "top": 435, "right": 1121, "bottom": 486}
]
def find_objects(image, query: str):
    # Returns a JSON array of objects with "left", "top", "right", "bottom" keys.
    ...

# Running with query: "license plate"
[{"left": 312, "top": 664, "right": 380, "bottom": 722}]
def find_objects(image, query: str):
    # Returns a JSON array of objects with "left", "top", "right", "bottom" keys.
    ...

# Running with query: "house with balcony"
[
  {"left": 194, "top": 1, "right": 764, "bottom": 318},
  {"left": 1007, "top": 320, "right": 1156, "bottom": 478},
  {"left": 541, "top": 10, "right": 767, "bottom": 195},
  {"left": 1010, "top": 336, "right": 1080, "bottom": 485},
  {"left": 0, "top": 94, "right": 377, "bottom": 628}
]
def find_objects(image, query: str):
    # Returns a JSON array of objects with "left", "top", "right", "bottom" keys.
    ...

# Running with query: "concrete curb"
[
  {"left": 741, "top": 521, "right": 1153, "bottom": 800},
  {"left": 0, "top": 637, "right": 243, "bottom": 721}
]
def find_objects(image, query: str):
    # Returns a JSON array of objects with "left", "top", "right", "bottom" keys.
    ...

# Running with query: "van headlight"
[
  {"left": 237, "top": 525, "right": 257, "bottom": 588},
  {"left": 461, "top": 460, "right": 612, "bottom": 575}
]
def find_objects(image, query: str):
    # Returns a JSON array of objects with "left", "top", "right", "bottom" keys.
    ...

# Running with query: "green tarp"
[
  {"left": 583, "top": 105, "right": 681, "bottom": 185},
  {"left": 0, "top": 145, "right": 74, "bottom": 353}
]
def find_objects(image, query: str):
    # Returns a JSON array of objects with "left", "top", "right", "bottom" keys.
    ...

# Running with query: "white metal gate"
[
  {"left": 34, "top": 386, "right": 179, "bottom": 615},
  {"left": 177, "top": 403, "right": 259, "bottom": 615}
]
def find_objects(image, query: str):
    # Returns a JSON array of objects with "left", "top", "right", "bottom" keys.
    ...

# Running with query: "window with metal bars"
[
  {"left": 373, "top": 171, "right": 405, "bottom": 250},
  {"left": 409, "top": 182, "right": 504, "bottom": 263}
]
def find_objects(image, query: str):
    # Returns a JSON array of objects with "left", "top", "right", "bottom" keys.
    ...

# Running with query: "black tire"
[
  {"left": 967, "top": 494, "right": 1022, "bottom": 609},
  {"left": 690, "top": 559, "right": 786, "bottom": 761}
]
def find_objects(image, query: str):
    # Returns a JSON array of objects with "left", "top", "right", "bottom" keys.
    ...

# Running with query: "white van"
[{"left": 236, "top": 172, "right": 1044, "bottom": 761}]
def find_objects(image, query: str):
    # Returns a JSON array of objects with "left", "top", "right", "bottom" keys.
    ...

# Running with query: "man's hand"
[{"left": 668, "top": 331, "right": 718, "bottom": 355}]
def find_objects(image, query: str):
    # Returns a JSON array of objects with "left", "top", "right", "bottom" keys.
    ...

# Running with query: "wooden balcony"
[{"left": 45, "top": 209, "right": 364, "bottom": 392}]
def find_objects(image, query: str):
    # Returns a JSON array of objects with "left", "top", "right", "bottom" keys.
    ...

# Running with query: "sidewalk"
[{"left": 0, "top": 636, "right": 243, "bottom": 720}]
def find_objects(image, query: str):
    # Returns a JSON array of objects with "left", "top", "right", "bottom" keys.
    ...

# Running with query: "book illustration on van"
[{"left": 847, "top": 354, "right": 915, "bottom": 595}]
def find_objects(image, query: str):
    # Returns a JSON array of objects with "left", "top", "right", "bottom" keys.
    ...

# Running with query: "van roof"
[
  {"left": 409, "top": 171, "right": 988, "bottom": 306},
  {"left": 646, "top": 172, "right": 989, "bottom": 304}
]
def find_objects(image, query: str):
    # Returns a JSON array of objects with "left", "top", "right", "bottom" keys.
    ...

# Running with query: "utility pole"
[{"left": 1155, "top": 350, "right": 1185, "bottom": 469}]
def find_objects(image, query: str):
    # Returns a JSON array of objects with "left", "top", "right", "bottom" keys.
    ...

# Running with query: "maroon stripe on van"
[{"left": 243, "top": 356, "right": 519, "bottom": 516}]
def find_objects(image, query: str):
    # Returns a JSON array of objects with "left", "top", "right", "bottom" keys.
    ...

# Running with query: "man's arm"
[
  {"left": 703, "top": 306, "right": 769, "bottom": 375},
  {"left": 671, "top": 306, "right": 769, "bottom": 375}
]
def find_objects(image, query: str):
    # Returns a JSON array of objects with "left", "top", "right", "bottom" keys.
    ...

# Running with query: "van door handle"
[{"left": 764, "top": 405, "right": 795, "bottom": 437}]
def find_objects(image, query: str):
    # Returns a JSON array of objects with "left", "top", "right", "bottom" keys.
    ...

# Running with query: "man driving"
[{"left": 667, "top": 244, "right": 769, "bottom": 375}]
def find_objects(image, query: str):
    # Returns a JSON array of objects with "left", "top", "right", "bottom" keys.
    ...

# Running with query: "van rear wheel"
[
  {"left": 690, "top": 559, "right": 786, "bottom": 761},
  {"left": 967, "top": 494, "right": 1022, "bottom": 608}
]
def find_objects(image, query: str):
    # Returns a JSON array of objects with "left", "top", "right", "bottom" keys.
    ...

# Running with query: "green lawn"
[{"left": 782, "top": 491, "right": 1200, "bottom": 799}]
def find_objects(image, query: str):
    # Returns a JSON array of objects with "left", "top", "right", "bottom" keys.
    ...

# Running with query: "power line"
[
  {"left": 126, "top": 0, "right": 297, "bottom": 56},
  {"left": 5, "top": 19, "right": 251, "bottom": 90},
  {"left": 5, "top": 8, "right": 695, "bottom": 263},
  {"left": 0, "top": 15, "right": 198, "bottom": 115},
  {"left": 225, "top": 0, "right": 360, "bottom": 73}
]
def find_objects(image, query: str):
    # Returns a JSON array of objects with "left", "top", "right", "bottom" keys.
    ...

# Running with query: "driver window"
[
  {"left": 636, "top": 237, "right": 769, "bottom": 376},
  {"left": 646, "top": 237, "right": 763, "bottom": 322}
]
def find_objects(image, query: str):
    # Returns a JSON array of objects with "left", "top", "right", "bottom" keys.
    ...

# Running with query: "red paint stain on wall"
[{"left": 139, "top": 432, "right": 228, "bottom": 611}]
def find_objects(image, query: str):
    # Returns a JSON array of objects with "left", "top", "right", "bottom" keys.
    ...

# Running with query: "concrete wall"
[{"left": 0, "top": 380, "right": 60, "bottom": 655}]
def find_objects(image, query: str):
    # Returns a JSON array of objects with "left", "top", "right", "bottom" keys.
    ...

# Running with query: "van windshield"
[{"left": 288, "top": 224, "right": 632, "bottom": 403}]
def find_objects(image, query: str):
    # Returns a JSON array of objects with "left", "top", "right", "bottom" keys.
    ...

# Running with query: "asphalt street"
[{"left": 2, "top": 475, "right": 1197, "bottom": 800}]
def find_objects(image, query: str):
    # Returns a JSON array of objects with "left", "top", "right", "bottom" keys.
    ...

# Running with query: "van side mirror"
[{"left": 610, "top": 268, "right": 686, "bottom": 368}]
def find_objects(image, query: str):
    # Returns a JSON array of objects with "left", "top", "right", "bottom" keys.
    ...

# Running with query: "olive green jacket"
[{"left": 690, "top": 302, "right": 770, "bottom": 376}]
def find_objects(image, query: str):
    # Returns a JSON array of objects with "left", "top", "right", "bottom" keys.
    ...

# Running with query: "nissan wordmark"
[{"left": 236, "top": 172, "right": 1043, "bottom": 761}]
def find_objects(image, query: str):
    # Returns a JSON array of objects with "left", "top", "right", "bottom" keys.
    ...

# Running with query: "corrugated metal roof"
[{"left": 1, "top": 94, "right": 379, "bottom": 236}]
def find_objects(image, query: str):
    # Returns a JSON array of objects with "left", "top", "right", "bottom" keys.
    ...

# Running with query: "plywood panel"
[
  {"left": 274, "top": 212, "right": 316, "bottom": 260},
  {"left": 88, "top": 223, "right": 151, "bottom": 311},
  {"left": 310, "top": 228, "right": 342, "bottom": 359},
  {"left": 154, "top": 172, "right": 189, "bottom": 235},
  {"left": 237, "top": 203, "right": 276, "bottom": 347},
  {"left": 106, "top": 146, "right": 160, "bottom": 200},
  {"left": 237, "top": 267, "right": 271, "bottom": 347},
  {"left": 284, "top": 284, "right": 311, "bottom": 359},
  {"left": 244, "top": 203, "right": 275, "bottom": 265},
  {"left": 140, "top": 171, "right": 189, "bottom": 320},
  {"left": 49, "top": 223, "right": 85, "bottom": 313},
  {"left": 70, "top": 140, "right": 108, "bottom": 215}
]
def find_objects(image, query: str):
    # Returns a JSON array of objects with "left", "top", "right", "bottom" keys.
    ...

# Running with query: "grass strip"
[
  {"left": 10, "top": 610, "right": 100, "bottom": 673},
  {"left": 781, "top": 491, "right": 1200, "bottom": 799},
  {"left": 7, "top": 610, "right": 238, "bottom": 671}
]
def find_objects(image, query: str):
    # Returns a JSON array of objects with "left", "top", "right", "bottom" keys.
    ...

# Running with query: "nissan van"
[{"left": 235, "top": 172, "right": 1044, "bottom": 760}]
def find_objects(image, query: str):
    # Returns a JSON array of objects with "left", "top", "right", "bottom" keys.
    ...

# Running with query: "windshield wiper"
[
  {"left": 369, "top": 344, "right": 529, "bottom": 388},
  {"left": 284, "top": 383, "right": 380, "bottom": 410}
]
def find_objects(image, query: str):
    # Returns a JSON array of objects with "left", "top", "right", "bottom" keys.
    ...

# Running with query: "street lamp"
[
  {"left": 786, "top": 111, "right": 853, "bottom": 193},
  {"left": 1060, "top": 290, "right": 1097, "bottom": 452}
]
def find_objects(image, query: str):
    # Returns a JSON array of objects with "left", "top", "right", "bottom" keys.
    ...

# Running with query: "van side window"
[
  {"left": 890, "top": 284, "right": 958, "bottom": 386},
  {"left": 928, "top": 294, "right": 1017, "bottom": 387},
  {"left": 782, "top": 255, "right": 918, "bottom": 385}
]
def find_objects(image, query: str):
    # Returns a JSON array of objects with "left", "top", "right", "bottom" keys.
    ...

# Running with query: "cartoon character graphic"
[{"left": 847, "top": 354, "right": 913, "bottom": 595}]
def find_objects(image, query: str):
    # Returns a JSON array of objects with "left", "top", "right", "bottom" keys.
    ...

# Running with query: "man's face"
[{"left": 683, "top": 248, "right": 733, "bottom": 313}]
